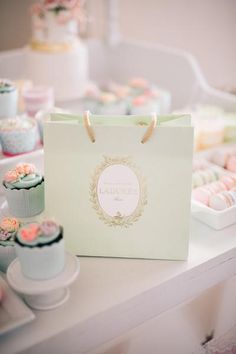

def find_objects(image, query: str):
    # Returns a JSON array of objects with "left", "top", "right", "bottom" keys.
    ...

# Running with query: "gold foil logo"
[{"left": 90, "top": 156, "right": 147, "bottom": 228}]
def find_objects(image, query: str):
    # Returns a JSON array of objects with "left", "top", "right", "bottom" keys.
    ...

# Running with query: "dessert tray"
[
  {"left": 191, "top": 143, "right": 236, "bottom": 230},
  {"left": 0, "top": 272, "right": 35, "bottom": 335},
  {"left": 7, "top": 253, "right": 80, "bottom": 310}
]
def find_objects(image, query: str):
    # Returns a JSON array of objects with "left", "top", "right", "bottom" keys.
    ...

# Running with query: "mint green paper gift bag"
[{"left": 44, "top": 113, "right": 193, "bottom": 260}]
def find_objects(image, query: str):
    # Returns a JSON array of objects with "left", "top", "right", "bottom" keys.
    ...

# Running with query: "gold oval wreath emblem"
[{"left": 89, "top": 156, "right": 147, "bottom": 228}]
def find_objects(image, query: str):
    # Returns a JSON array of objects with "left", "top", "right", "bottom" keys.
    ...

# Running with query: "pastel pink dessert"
[
  {"left": 220, "top": 175, "right": 236, "bottom": 190},
  {"left": 226, "top": 155, "right": 236, "bottom": 172},
  {"left": 209, "top": 190, "right": 236, "bottom": 210},
  {"left": 192, "top": 180, "right": 228, "bottom": 205},
  {"left": 22, "top": 86, "right": 54, "bottom": 117},
  {"left": 192, "top": 158, "right": 209, "bottom": 171}
]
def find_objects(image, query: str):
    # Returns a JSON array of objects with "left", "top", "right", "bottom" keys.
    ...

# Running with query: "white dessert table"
[
  {"left": 0, "top": 217, "right": 236, "bottom": 354},
  {"left": 1, "top": 37, "right": 236, "bottom": 353}
]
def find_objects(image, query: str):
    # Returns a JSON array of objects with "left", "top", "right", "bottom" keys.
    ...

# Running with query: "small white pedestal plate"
[{"left": 7, "top": 253, "right": 80, "bottom": 310}]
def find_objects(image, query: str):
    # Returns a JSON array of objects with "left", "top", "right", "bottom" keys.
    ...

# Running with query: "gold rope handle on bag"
[
  {"left": 84, "top": 110, "right": 96, "bottom": 143},
  {"left": 83, "top": 111, "right": 156, "bottom": 144},
  {"left": 141, "top": 113, "right": 157, "bottom": 144}
]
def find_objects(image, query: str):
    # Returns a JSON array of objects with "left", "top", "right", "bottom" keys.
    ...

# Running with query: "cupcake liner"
[
  {"left": 15, "top": 238, "right": 64, "bottom": 280},
  {"left": 0, "top": 89, "right": 18, "bottom": 119},
  {"left": 0, "top": 245, "right": 16, "bottom": 272},
  {"left": 4, "top": 181, "right": 45, "bottom": 218},
  {"left": 0, "top": 124, "right": 37, "bottom": 155}
]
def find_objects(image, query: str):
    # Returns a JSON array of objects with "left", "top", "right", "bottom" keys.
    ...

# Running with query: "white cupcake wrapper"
[
  {"left": 15, "top": 238, "right": 65, "bottom": 280},
  {"left": 4, "top": 181, "right": 45, "bottom": 218},
  {"left": 0, "top": 245, "right": 16, "bottom": 272}
]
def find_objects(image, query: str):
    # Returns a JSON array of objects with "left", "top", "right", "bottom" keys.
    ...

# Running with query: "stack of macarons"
[
  {"left": 208, "top": 188, "right": 236, "bottom": 211},
  {"left": 192, "top": 166, "right": 222, "bottom": 188},
  {"left": 192, "top": 158, "right": 209, "bottom": 171},
  {"left": 192, "top": 175, "right": 236, "bottom": 210},
  {"left": 211, "top": 150, "right": 236, "bottom": 173}
]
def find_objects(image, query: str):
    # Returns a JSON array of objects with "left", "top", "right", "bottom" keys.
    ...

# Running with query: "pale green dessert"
[
  {"left": 3, "top": 163, "right": 45, "bottom": 217},
  {"left": 0, "top": 217, "right": 21, "bottom": 272}
]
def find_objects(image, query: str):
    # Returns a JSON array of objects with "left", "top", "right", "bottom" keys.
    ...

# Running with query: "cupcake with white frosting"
[
  {"left": 3, "top": 163, "right": 44, "bottom": 217},
  {"left": 0, "top": 79, "right": 18, "bottom": 119},
  {"left": 15, "top": 220, "right": 64, "bottom": 280},
  {"left": 0, "top": 117, "right": 37, "bottom": 155},
  {"left": 0, "top": 217, "right": 21, "bottom": 272}
]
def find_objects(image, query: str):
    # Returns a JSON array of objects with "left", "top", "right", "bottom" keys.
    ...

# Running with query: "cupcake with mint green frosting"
[
  {"left": 0, "top": 79, "right": 18, "bottom": 119},
  {"left": 15, "top": 220, "right": 64, "bottom": 280},
  {"left": 3, "top": 163, "right": 44, "bottom": 217},
  {"left": 0, "top": 217, "right": 21, "bottom": 272},
  {"left": 0, "top": 117, "right": 37, "bottom": 156}
]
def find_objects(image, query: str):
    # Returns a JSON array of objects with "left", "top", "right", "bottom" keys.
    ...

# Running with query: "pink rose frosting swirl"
[
  {"left": 4, "top": 170, "right": 19, "bottom": 183},
  {"left": 40, "top": 220, "right": 60, "bottom": 237},
  {"left": 15, "top": 163, "right": 36, "bottom": 176},
  {"left": 0, "top": 217, "right": 20, "bottom": 232},
  {"left": 20, "top": 224, "right": 40, "bottom": 242}
]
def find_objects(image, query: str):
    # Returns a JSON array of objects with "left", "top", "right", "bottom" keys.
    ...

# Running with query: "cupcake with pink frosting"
[
  {"left": 15, "top": 220, "right": 64, "bottom": 280},
  {"left": 3, "top": 163, "right": 44, "bottom": 217},
  {"left": 0, "top": 217, "right": 21, "bottom": 272}
]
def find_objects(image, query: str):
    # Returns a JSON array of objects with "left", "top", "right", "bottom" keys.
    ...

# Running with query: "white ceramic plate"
[{"left": 0, "top": 273, "right": 35, "bottom": 335}]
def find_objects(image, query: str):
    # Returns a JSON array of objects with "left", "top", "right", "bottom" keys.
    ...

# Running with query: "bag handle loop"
[
  {"left": 141, "top": 112, "right": 157, "bottom": 144},
  {"left": 84, "top": 110, "right": 96, "bottom": 143},
  {"left": 83, "top": 111, "right": 157, "bottom": 144}
]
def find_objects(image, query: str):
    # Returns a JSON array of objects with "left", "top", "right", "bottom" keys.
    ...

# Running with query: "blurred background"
[{"left": 0, "top": 0, "right": 236, "bottom": 92}]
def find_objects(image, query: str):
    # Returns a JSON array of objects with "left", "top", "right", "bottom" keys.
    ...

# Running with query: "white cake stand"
[{"left": 7, "top": 253, "right": 80, "bottom": 310}]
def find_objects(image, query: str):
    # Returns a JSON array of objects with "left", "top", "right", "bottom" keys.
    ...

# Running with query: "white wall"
[
  {"left": 118, "top": 0, "right": 236, "bottom": 89},
  {"left": 0, "top": 0, "right": 236, "bottom": 90}
]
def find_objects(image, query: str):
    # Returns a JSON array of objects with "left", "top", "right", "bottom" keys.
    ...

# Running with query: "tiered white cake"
[{"left": 26, "top": 0, "right": 89, "bottom": 101}]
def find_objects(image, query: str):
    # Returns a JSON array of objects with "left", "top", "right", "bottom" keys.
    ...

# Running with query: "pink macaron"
[
  {"left": 209, "top": 190, "right": 236, "bottom": 210},
  {"left": 192, "top": 158, "right": 209, "bottom": 171},
  {"left": 211, "top": 151, "right": 230, "bottom": 167},
  {"left": 220, "top": 175, "right": 236, "bottom": 190},
  {"left": 192, "top": 180, "right": 228, "bottom": 205},
  {"left": 226, "top": 155, "right": 236, "bottom": 173}
]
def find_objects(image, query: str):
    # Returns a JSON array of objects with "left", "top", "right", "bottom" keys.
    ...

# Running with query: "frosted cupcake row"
[{"left": 82, "top": 78, "right": 171, "bottom": 115}]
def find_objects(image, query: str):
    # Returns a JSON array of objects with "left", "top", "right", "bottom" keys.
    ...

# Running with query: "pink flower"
[
  {"left": 15, "top": 163, "right": 36, "bottom": 176},
  {"left": 4, "top": 170, "right": 19, "bottom": 183},
  {"left": 43, "top": 0, "right": 79, "bottom": 10},
  {"left": 20, "top": 224, "right": 40, "bottom": 242},
  {"left": 40, "top": 220, "right": 59, "bottom": 236},
  {"left": 0, "top": 217, "right": 20, "bottom": 232},
  {"left": 43, "top": 0, "right": 59, "bottom": 10}
]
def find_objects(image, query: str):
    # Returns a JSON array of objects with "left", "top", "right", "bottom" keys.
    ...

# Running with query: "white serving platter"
[
  {"left": 0, "top": 273, "right": 35, "bottom": 336},
  {"left": 191, "top": 143, "right": 236, "bottom": 229},
  {"left": 191, "top": 200, "right": 236, "bottom": 230}
]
